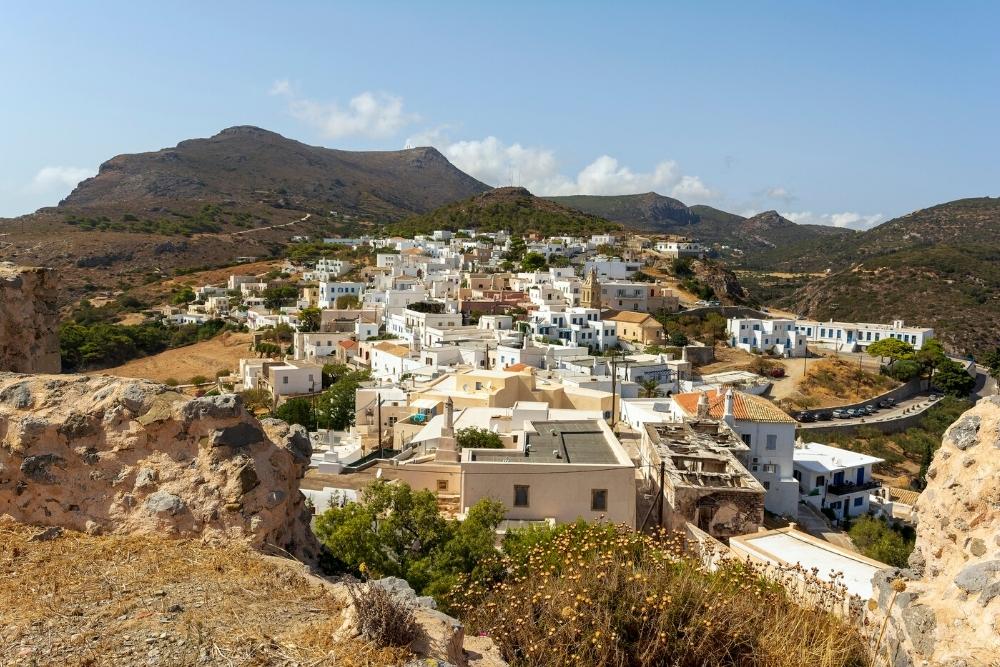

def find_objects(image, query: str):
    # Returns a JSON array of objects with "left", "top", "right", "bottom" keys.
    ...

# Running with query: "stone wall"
[
  {"left": 871, "top": 396, "right": 1000, "bottom": 666},
  {"left": 0, "top": 372, "right": 319, "bottom": 563},
  {"left": 0, "top": 264, "right": 60, "bottom": 373}
]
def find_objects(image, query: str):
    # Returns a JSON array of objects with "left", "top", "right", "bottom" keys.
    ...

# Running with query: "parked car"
[
  {"left": 884, "top": 397, "right": 896, "bottom": 406},
  {"left": 832, "top": 409, "right": 847, "bottom": 419},
  {"left": 797, "top": 412, "right": 815, "bottom": 423},
  {"left": 816, "top": 411, "right": 832, "bottom": 421},
  {"left": 929, "top": 394, "right": 939, "bottom": 401},
  {"left": 864, "top": 404, "right": 877, "bottom": 415},
  {"left": 877, "top": 399, "right": 891, "bottom": 409}
]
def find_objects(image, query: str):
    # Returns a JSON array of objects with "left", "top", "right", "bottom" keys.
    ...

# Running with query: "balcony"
[{"left": 826, "top": 480, "right": 880, "bottom": 497}]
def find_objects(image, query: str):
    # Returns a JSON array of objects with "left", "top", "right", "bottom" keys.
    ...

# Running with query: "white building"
[
  {"left": 793, "top": 442, "right": 883, "bottom": 521},
  {"left": 529, "top": 306, "right": 618, "bottom": 351},
  {"left": 315, "top": 258, "right": 353, "bottom": 277},
  {"left": 582, "top": 258, "right": 643, "bottom": 281},
  {"left": 318, "top": 281, "right": 365, "bottom": 308},
  {"left": 655, "top": 240, "right": 706, "bottom": 258},
  {"left": 293, "top": 331, "right": 346, "bottom": 361},
  {"left": 794, "top": 319, "right": 934, "bottom": 352},
  {"left": 727, "top": 317, "right": 807, "bottom": 357}
]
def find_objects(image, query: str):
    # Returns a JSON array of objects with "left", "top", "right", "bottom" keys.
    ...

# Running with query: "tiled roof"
[
  {"left": 338, "top": 340, "right": 357, "bottom": 349},
  {"left": 673, "top": 389, "right": 795, "bottom": 424},
  {"left": 606, "top": 311, "right": 656, "bottom": 325},
  {"left": 887, "top": 486, "right": 920, "bottom": 506},
  {"left": 504, "top": 362, "right": 531, "bottom": 372}
]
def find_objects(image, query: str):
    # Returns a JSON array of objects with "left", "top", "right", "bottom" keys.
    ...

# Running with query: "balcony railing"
[{"left": 826, "top": 480, "right": 880, "bottom": 496}]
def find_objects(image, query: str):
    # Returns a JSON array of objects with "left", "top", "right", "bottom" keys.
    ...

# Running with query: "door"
[
  {"left": 833, "top": 471, "right": 845, "bottom": 486},
  {"left": 856, "top": 468, "right": 865, "bottom": 485}
]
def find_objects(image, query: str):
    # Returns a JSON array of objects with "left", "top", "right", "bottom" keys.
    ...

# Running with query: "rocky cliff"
[
  {"left": 0, "top": 264, "right": 60, "bottom": 373},
  {"left": 872, "top": 396, "right": 1000, "bottom": 666},
  {"left": 0, "top": 372, "right": 319, "bottom": 563}
]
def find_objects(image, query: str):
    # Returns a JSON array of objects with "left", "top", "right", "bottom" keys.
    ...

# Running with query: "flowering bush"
[{"left": 450, "top": 522, "right": 869, "bottom": 667}]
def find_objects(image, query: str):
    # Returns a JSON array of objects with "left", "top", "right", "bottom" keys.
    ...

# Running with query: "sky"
[{"left": 2, "top": 1, "right": 998, "bottom": 228}]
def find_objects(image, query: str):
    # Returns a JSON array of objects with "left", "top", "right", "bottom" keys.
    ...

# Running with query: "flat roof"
[
  {"left": 730, "top": 529, "right": 884, "bottom": 598},
  {"left": 470, "top": 420, "right": 620, "bottom": 465},
  {"left": 793, "top": 442, "right": 884, "bottom": 474}
]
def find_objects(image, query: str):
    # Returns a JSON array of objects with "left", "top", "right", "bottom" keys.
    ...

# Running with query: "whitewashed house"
[
  {"left": 793, "top": 442, "right": 883, "bottom": 521},
  {"left": 727, "top": 318, "right": 807, "bottom": 357}
]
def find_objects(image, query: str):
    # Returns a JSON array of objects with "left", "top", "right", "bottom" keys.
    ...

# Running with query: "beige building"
[
  {"left": 460, "top": 419, "right": 636, "bottom": 526},
  {"left": 605, "top": 311, "right": 665, "bottom": 345}
]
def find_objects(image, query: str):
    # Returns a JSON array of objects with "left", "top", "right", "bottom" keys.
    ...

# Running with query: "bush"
[
  {"left": 345, "top": 583, "right": 421, "bottom": 648},
  {"left": 164, "top": 378, "right": 179, "bottom": 387},
  {"left": 456, "top": 427, "right": 504, "bottom": 450},
  {"left": 848, "top": 516, "right": 915, "bottom": 567},
  {"left": 451, "top": 522, "right": 868, "bottom": 667},
  {"left": 189, "top": 375, "right": 209, "bottom": 386}
]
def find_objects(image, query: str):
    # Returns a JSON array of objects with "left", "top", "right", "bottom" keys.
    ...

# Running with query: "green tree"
[
  {"left": 275, "top": 397, "right": 316, "bottom": 429},
  {"left": 848, "top": 516, "right": 915, "bottom": 567},
  {"left": 298, "top": 306, "right": 322, "bottom": 332},
  {"left": 456, "top": 427, "right": 504, "bottom": 450},
  {"left": 172, "top": 286, "right": 196, "bottom": 305},
  {"left": 915, "top": 339, "right": 947, "bottom": 378},
  {"left": 520, "top": 252, "right": 547, "bottom": 271},
  {"left": 932, "top": 359, "right": 975, "bottom": 397},
  {"left": 867, "top": 338, "right": 914, "bottom": 364},
  {"left": 335, "top": 294, "right": 360, "bottom": 309},
  {"left": 262, "top": 285, "right": 299, "bottom": 310},
  {"left": 638, "top": 378, "right": 661, "bottom": 398},
  {"left": 315, "top": 368, "right": 370, "bottom": 429},
  {"left": 980, "top": 346, "right": 1000, "bottom": 381},
  {"left": 668, "top": 331, "right": 689, "bottom": 347},
  {"left": 239, "top": 387, "right": 273, "bottom": 412},
  {"left": 189, "top": 375, "right": 208, "bottom": 386},
  {"left": 313, "top": 481, "right": 506, "bottom": 607}
]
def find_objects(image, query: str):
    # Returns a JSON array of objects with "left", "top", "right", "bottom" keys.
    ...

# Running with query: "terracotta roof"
[
  {"left": 887, "top": 486, "right": 920, "bottom": 506},
  {"left": 673, "top": 389, "right": 795, "bottom": 424},
  {"left": 504, "top": 363, "right": 531, "bottom": 372},
  {"left": 402, "top": 248, "right": 425, "bottom": 255},
  {"left": 373, "top": 341, "right": 410, "bottom": 357},
  {"left": 338, "top": 340, "right": 357, "bottom": 349},
  {"left": 606, "top": 311, "right": 657, "bottom": 325}
]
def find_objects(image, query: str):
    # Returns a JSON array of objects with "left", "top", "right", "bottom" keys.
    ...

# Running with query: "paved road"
[
  {"left": 972, "top": 364, "right": 997, "bottom": 401},
  {"left": 798, "top": 393, "right": 942, "bottom": 429}
]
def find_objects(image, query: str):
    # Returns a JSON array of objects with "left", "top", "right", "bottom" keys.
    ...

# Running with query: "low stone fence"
[
  {"left": 680, "top": 305, "right": 769, "bottom": 319},
  {"left": 798, "top": 397, "right": 939, "bottom": 437}
]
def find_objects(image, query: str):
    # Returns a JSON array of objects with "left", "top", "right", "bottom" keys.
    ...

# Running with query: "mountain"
[
  {"left": 544, "top": 192, "right": 697, "bottom": 228},
  {"left": 753, "top": 197, "right": 1000, "bottom": 356},
  {"left": 0, "top": 127, "right": 491, "bottom": 301},
  {"left": 545, "top": 194, "right": 853, "bottom": 252},
  {"left": 387, "top": 186, "right": 622, "bottom": 237},
  {"left": 61, "top": 126, "right": 490, "bottom": 218}
]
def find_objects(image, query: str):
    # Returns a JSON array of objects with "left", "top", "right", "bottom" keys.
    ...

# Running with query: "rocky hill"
[
  {"left": 386, "top": 186, "right": 622, "bottom": 237},
  {"left": 751, "top": 197, "right": 1000, "bottom": 356},
  {"left": 872, "top": 396, "right": 1000, "bottom": 666},
  {"left": 545, "top": 192, "right": 698, "bottom": 228},
  {"left": 544, "top": 193, "right": 853, "bottom": 252},
  {"left": 61, "top": 126, "right": 489, "bottom": 219}
]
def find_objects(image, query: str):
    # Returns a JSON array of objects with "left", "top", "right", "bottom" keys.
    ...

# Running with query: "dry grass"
[
  {"left": 451, "top": 523, "right": 872, "bottom": 667},
  {"left": 0, "top": 522, "right": 410, "bottom": 666},
  {"left": 783, "top": 357, "right": 898, "bottom": 410},
  {"left": 89, "top": 331, "right": 253, "bottom": 384}
]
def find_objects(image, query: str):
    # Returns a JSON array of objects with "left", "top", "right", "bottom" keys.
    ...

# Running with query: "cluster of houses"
[{"left": 163, "top": 228, "right": 927, "bottom": 578}]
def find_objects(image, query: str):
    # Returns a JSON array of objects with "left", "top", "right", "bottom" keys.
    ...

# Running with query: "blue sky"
[{"left": 2, "top": 1, "right": 998, "bottom": 227}]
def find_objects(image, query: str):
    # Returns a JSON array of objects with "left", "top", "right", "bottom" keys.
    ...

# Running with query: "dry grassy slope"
[
  {"left": 0, "top": 522, "right": 406, "bottom": 667},
  {"left": 91, "top": 331, "right": 253, "bottom": 384}
]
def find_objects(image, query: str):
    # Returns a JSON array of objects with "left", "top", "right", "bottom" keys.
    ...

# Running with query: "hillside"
[
  {"left": 545, "top": 192, "right": 697, "bottom": 228},
  {"left": 386, "top": 186, "right": 622, "bottom": 237},
  {"left": 546, "top": 194, "right": 853, "bottom": 252},
  {"left": 0, "top": 127, "right": 490, "bottom": 302},
  {"left": 61, "top": 126, "right": 489, "bottom": 218},
  {"left": 750, "top": 197, "right": 1000, "bottom": 356}
]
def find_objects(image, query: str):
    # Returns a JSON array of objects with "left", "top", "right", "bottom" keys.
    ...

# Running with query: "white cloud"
[
  {"left": 781, "top": 210, "right": 885, "bottom": 230},
  {"left": 29, "top": 166, "right": 96, "bottom": 193},
  {"left": 763, "top": 186, "right": 796, "bottom": 203},
  {"left": 270, "top": 79, "right": 418, "bottom": 140},
  {"left": 268, "top": 79, "right": 292, "bottom": 96},
  {"left": 406, "top": 132, "right": 717, "bottom": 202}
]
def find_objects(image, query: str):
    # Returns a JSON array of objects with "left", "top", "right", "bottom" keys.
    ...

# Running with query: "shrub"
[
  {"left": 456, "top": 427, "right": 504, "bottom": 450},
  {"left": 848, "top": 516, "right": 915, "bottom": 567},
  {"left": 345, "top": 582, "right": 421, "bottom": 648},
  {"left": 164, "top": 378, "right": 179, "bottom": 387},
  {"left": 189, "top": 375, "right": 209, "bottom": 386},
  {"left": 452, "top": 522, "right": 868, "bottom": 667}
]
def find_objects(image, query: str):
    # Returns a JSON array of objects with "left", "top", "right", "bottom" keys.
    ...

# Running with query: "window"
[
  {"left": 762, "top": 481, "right": 770, "bottom": 490},
  {"left": 282, "top": 376, "right": 289, "bottom": 385},
  {"left": 816, "top": 475, "right": 825, "bottom": 487},
  {"left": 437, "top": 479, "right": 448, "bottom": 492},
  {"left": 741, "top": 434, "right": 752, "bottom": 446},
  {"left": 853, "top": 497, "right": 863, "bottom": 507},
  {"left": 513, "top": 485, "right": 530, "bottom": 507},
  {"left": 591, "top": 489, "right": 608, "bottom": 512},
  {"left": 766, "top": 434, "right": 777, "bottom": 450}
]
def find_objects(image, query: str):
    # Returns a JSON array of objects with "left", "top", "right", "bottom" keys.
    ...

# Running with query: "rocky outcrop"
[
  {"left": 690, "top": 259, "right": 750, "bottom": 305},
  {"left": 0, "top": 264, "right": 60, "bottom": 373},
  {"left": 0, "top": 372, "right": 319, "bottom": 563},
  {"left": 872, "top": 397, "right": 1000, "bottom": 666}
]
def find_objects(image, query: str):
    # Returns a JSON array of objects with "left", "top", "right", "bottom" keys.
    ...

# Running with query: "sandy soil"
[{"left": 90, "top": 332, "right": 254, "bottom": 384}]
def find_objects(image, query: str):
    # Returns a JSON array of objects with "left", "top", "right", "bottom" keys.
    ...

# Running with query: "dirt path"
[{"left": 90, "top": 332, "right": 254, "bottom": 384}]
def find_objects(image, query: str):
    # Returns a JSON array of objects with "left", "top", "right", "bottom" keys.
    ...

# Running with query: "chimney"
[
  {"left": 444, "top": 396, "right": 455, "bottom": 436},
  {"left": 723, "top": 386, "right": 736, "bottom": 426},
  {"left": 696, "top": 390, "right": 710, "bottom": 419}
]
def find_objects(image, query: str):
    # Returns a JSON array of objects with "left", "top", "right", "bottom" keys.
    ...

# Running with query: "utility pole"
[
  {"left": 610, "top": 355, "right": 618, "bottom": 427},
  {"left": 376, "top": 395, "right": 384, "bottom": 458},
  {"left": 658, "top": 461, "right": 666, "bottom": 528}
]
